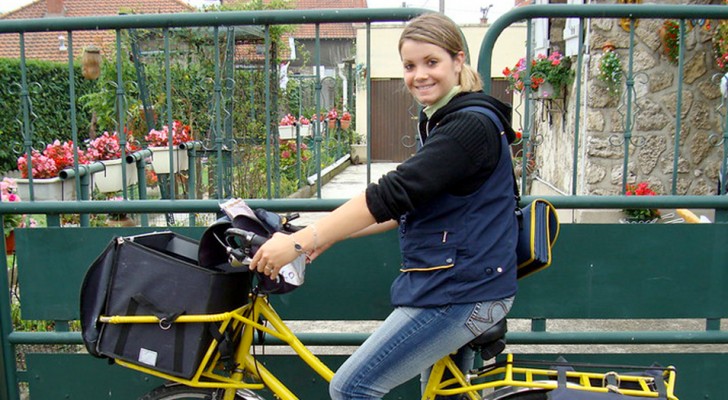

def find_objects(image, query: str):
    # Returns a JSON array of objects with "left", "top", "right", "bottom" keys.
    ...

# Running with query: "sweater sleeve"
[{"left": 365, "top": 112, "right": 501, "bottom": 223}]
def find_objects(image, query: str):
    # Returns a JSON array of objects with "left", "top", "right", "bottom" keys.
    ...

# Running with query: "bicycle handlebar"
[{"left": 225, "top": 228, "right": 269, "bottom": 247}]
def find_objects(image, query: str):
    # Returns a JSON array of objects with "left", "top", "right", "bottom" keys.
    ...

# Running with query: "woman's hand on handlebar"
[{"left": 249, "top": 232, "right": 300, "bottom": 278}]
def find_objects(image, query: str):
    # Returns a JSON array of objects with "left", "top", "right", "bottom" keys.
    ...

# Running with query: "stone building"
[{"left": 525, "top": 0, "right": 726, "bottom": 210}]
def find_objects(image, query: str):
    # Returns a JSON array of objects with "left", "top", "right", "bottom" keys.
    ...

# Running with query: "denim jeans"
[{"left": 329, "top": 297, "right": 514, "bottom": 400}]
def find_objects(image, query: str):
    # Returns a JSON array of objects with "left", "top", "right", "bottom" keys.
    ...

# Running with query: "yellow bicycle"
[{"left": 89, "top": 225, "right": 678, "bottom": 400}]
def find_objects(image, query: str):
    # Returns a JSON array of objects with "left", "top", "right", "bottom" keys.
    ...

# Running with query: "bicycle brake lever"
[{"left": 228, "top": 248, "right": 249, "bottom": 267}]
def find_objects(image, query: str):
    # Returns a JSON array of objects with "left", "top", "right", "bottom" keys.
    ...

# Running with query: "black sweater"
[{"left": 365, "top": 92, "right": 515, "bottom": 223}]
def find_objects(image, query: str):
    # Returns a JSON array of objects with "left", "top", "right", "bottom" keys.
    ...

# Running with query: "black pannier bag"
[{"left": 80, "top": 231, "right": 250, "bottom": 379}]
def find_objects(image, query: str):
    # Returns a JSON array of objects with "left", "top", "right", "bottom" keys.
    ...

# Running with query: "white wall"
[{"left": 354, "top": 22, "right": 527, "bottom": 138}]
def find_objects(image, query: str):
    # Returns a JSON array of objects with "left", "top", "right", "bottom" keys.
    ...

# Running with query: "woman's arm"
[
  {"left": 349, "top": 219, "right": 398, "bottom": 239},
  {"left": 250, "top": 193, "right": 379, "bottom": 276},
  {"left": 306, "top": 218, "right": 397, "bottom": 262}
]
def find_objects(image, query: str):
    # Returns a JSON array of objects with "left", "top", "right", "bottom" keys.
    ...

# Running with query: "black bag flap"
[
  {"left": 198, "top": 217, "right": 233, "bottom": 269},
  {"left": 79, "top": 237, "right": 119, "bottom": 357}
]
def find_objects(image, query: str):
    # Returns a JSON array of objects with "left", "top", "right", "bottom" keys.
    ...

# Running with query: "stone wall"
[{"left": 532, "top": 0, "right": 725, "bottom": 199}]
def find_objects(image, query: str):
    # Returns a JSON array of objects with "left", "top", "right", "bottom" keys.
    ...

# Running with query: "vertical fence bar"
[
  {"left": 366, "top": 22, "right": 372, "bottom": 184},
  {"left": 521, "top": 19, "right": 534, "bottom": 193},
  {"left": 571, "top": 18, "right": 585, "bottom": 195},
  {"left": 224, "top": 27, "right": 235, "bottom": 199},
  {"left": 19, "top": 33, "right": 34, "bottom": 201},
  {"left": 213, "top": 26, "right": 224, "bottom": 200},
  {"left": 164, "top": 28, "right": 176, "bottom": 201},
  {"left": 114, "top": 29, "right": 127, "bottom": 208},
  {"left": 621, "top": 19, "right": 636, "bottom": 194},
  {"left": 671, "top": 19, "right": 686, "bottom": 195},
  {"left": 314, "top": 23, "right": 322, "bottom": 199},
  {"left": 264, "top": 25, "right": 273, "bottom": 199},
  {"left": 0, "top": 242, "right": 14, "bottom": 400},
  {"left": 67, "top": 31, "right": 83, "bottom": 202}
]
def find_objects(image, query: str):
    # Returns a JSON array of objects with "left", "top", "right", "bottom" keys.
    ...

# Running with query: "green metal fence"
[{"left": 2, "top": 3, "right": 728, "bottom": 400}]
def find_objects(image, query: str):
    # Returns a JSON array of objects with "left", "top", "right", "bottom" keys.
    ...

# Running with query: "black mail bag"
[{"left": 80, "top": 231, "right": 250, "bottom": 379}]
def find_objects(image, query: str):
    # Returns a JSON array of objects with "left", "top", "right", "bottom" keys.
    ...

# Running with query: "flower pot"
[
  {"left": 278, "top": 125, "right": 295, "bottom": 140},
  {"left": 340, "top": 119, "right": 351, "bottom": 130},
  {"left": 327, "top": 119, "right": 336, "bottom": 130},
  {"left": 15, "top": 177, "right": 76, "bottom": 201},
  {"left": 149, "top": 147, "right": 188, "bottom": 174},
  {"left": 82, "top": 45, "right": 101, "bottom": 80},
  {"left": 531, "top": 82, "right": 561, "bottom": 99},
  {"left": 5, "top": 230, "right": 15, "bottom": 255},
  {"left": 93, "top": 159, "right": 138, "bottom": 193}
]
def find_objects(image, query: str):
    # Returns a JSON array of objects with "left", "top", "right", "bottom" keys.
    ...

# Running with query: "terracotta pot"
[
  {"left": 327, "top": 119, "right": 336, "bottom": 130},
  {"left": 340, "top": 119, "right": 351, "bottom": 130},
  {"left": 82, "top": 45, "right": 101, "bottom": 80},
  {"left": 5, "top": 230, "right": 15, "bottom": 255}
]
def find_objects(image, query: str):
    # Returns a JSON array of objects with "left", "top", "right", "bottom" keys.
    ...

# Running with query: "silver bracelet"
[{"left": 310, "top": 223, "right": 318, "bottom": 252}]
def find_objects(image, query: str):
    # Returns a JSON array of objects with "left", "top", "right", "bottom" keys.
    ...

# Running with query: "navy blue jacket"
[{"left": 366, "top": 92, "right": 518, "bottom": 307}]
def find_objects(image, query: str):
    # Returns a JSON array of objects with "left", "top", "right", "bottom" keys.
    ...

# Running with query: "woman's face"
[{"left": 400, "top": 39, "right": 464, "bottom": 106}]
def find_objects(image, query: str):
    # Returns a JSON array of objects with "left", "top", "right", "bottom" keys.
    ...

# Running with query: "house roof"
[
  {"left": 289, "top": 0, "right": 367, "bottom": 39},
  {"left": 0, "top": 0, "right": 366, "bottom": 63},
  {"left": 0, "top": 0, "right": 195, "bottom": 62}
]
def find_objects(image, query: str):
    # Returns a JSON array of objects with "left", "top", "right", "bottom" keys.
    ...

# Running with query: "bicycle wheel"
[{"left": 139, "top": 384, "right": 266, "bottom": 400}]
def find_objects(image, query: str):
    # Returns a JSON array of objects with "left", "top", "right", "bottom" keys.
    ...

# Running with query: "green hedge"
[{"left": 0, "top": 58, "right": 95, "bottom": 173}]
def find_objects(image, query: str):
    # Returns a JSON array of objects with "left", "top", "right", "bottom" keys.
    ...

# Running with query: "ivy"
[{"left": 0, "top": 58, "right": 95, "bottom": 173}]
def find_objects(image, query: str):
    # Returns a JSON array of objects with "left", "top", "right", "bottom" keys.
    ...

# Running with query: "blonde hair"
[{"left": 398, "top": 13, "right": 483, "bottom": 92}]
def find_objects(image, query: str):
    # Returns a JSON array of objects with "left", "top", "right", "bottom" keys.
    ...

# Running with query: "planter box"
[
  {"left": 149, "top": 147, "right": 188, "bottom": 174},
  {"left": 15, "top": 177, "right": 76, "bottom": 201},
  {"left": 278, "top": 125, "right": 295, "bottom": 140},
  {"left": 93, "top": 159, "right": 139, "bottom": 193},
  {"left": 299, "top": 124, "right": 311, "bottom": 137},
  {"left": 278, "top": 125, "right": 312, "bottom": 140}
]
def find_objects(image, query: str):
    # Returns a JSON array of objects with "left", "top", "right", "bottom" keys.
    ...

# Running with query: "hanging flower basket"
[
  {"left": 530, "top": 81, "right": 562, "bottom": 99},
  {"left": 93, "top": 158, "right": 138, "bottom": 193},
  {"left": 15, "top": 177, "right": 76, "bottom": 201},
  {"left": 149, "top": 147, "right": 188, "bottom": 174}
]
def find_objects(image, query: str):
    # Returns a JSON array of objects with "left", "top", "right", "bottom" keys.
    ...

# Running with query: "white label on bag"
[{"left": 138, "top": 348, "right": 158, "bottom": 366}]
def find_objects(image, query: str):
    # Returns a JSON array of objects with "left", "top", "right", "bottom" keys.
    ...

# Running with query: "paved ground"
[{"left": 295, "top": 162, "right": 398, "bottom": 226}]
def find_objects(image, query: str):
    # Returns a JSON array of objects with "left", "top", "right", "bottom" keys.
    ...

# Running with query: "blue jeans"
[{"left": 329, "top": 297, "right": 514, "bottom": 400}]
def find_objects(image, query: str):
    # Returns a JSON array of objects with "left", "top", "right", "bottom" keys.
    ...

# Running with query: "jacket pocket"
[{"left": 400, "top": 230, "right": 457, "bottom": 272}]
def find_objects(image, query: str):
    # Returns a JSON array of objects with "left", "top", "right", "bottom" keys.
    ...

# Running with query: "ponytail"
[{"left": 459, "top": 64, "right": 484, "bottom": 92}]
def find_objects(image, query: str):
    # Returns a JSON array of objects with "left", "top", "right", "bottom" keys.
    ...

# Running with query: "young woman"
[{"left": 250, "top": 12, "right": 518, "bottom": 400}]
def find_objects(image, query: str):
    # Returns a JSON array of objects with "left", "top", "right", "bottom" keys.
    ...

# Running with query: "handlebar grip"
[{"left": 225, "top": 228, "right": 268, "bottom": 247}]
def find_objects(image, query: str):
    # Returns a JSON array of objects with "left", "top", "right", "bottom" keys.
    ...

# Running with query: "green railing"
[
  {"left": 2, "top": 3, "right": 728, "bottom": 399},
  {"left": 0, "top": 8, "right": 426, "bottom": 206},
  {"left": 481, "top": 3, "right": 728, "bottom": 222}
]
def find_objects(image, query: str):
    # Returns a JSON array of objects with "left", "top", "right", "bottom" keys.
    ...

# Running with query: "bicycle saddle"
[{"left": 468, "top": 318, "right": 507, "bottom": 360}]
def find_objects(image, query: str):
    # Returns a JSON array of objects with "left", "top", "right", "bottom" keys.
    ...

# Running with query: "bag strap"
[{"left": 458, "top": 105, "right": 522, "bottom": 207}]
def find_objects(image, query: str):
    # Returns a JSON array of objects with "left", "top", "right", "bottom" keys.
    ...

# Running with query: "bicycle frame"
[
  {"left": 101, "top": 293, "right": 335, "bottom": 400},
  {"left": 101, "top": 293, "right": 678, "bottom": 400},
  {"left": 422, "top": 352, "right": 678, "bottom": 400}
]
